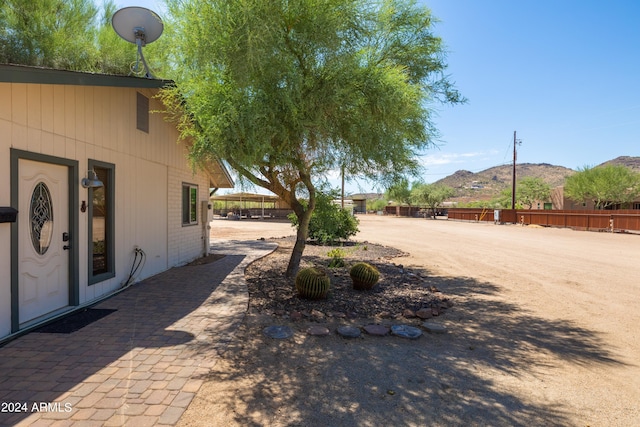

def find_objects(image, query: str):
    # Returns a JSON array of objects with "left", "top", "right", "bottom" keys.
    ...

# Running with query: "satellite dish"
[{"left": 112, "top": 7, "right": 164, "bottom": 78}]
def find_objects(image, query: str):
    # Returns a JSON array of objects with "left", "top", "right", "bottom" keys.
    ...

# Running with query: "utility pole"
[
  {"left": 512, "top": 131, "right": 522, "bottom": 209},
  {"left": 340, "top": 164, "right": 345, "bottom": 209}
]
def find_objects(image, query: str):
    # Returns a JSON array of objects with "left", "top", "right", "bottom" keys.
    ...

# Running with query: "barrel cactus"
[
  {"left": 349, "top": 262, "right": 380, "bottom": 290},
  {"left": 295, "top": 267, "right": 331, "bottom": 299}
]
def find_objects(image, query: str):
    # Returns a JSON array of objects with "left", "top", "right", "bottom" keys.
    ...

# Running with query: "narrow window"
[
  {"left": 182, "top": 183, "right": 198, "bottom": 225},
  {"left": 89, "top": 161, "right": 115, "bottom": 284},
  {"left": 29, "top": 182, "right": 54, "bottom": 255},
  {"left": 137, "top": 92, "right": 149, "bottom": 133}
]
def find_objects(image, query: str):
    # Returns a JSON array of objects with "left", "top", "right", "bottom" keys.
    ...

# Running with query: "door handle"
[{"left": 63, "top": 232, "right": 70, "bottom": 250}]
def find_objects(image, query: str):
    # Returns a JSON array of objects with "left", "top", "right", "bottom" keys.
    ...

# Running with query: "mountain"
[
  {"left": 434, "top": 162, "right": 575, "bottom": 202},
  {"left": 435, "top": 156, "right": 640, "bottom": 203},
  {"left": 598, "top": 156, "right": 640, "bottom": 171}
]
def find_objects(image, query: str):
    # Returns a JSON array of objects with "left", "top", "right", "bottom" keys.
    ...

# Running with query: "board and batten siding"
[{"left": 0, "top": 81, "right": 213, "bottom": 335}]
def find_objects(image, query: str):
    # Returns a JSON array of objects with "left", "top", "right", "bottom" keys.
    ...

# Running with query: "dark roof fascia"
[{"left": 0, "top": 64, "right": 173, "bottom": 89}]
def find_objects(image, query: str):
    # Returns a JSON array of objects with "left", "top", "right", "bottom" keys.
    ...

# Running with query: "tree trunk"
[{"left": 285, "top": 207, "right": 312, "bottom": 278}]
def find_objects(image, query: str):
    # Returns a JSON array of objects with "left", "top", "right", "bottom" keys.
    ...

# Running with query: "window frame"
[
  {"left": 182, "top": 183, "right": 199, "bottom": 226},
  {"left": 88, "top": 160, "right": 115, "bottom": 285}
]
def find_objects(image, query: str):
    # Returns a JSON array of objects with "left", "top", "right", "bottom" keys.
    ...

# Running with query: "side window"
[
  {"left": 88, "top": 161, "right": 115, "bottom": 284},
  {"left": 182, "top": 183, "right": 198, "bottom": 225}
]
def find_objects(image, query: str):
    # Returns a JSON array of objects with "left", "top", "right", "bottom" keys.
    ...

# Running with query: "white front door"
[{"left": 18, "top": 159, "right": 70, "bottom": 325}]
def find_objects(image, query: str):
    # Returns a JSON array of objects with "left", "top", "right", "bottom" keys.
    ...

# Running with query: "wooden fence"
[{"left": 447, "top": 208, "right": 640, "bottom": 232}]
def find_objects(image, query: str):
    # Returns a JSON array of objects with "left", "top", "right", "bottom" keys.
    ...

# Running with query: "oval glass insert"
[{"left": 30, "top": 182, "right": 54, "bottom": 255}]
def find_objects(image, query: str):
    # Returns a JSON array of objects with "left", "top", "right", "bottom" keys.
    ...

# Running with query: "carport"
[{"left": 210, "top": 192, "right": 291, "bottom": 218}]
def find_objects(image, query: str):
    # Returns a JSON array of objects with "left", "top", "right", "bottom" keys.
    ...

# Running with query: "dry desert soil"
[{"left": 178, "top": 215, "right": 640, "bottom": 427}]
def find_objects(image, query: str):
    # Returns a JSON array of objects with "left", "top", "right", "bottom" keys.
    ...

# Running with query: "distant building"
[{"left": 551, "top": 186, "right": 640, "bottom": 210}]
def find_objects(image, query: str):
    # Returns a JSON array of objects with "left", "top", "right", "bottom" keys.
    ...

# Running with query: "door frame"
[{"left": 10, "top": 149, "right": 79, "bottom": 333}]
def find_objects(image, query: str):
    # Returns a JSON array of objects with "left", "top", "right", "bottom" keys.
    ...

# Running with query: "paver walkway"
[{"left": 0, "top": 239, "right": 277, "bottom": 427}]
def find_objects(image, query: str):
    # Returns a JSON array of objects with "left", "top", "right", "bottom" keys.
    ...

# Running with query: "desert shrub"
[
  {"left": 327, "top": 248, "right": 346, "bottom": 268},
  {"left": 289, "top": 191, "right": 359, "bottom": 245}
]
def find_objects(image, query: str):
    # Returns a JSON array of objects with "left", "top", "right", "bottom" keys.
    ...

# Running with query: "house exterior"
[
  {"left": 0, "top": 64, "right": 233, "bottom": 342},
  {"left": 551, "top": 186, "right": 640, "bottom": 210}
]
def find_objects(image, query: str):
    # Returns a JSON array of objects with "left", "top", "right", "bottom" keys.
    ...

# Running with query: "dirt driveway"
[
  {"left": 188, "top": 215, "right": 640, "bottom": 426},
  {"left": 357, "top": 215, "right": 640, "bottom": 425}
]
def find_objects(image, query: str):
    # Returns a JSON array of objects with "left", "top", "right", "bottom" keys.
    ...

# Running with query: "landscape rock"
[
  {"left": 415, "top": 308, "right": 433, "bottom": 319},
  {"left": 245, "top": 238, "right": 452, "bottom": 327},
  {"left": 402, "top": 309, "right": 416, "bottom": 318},
  {"left": 307, "top": 326, "right": 330, "bottom": 336},
  {"left": 422, "top": 322, "right": 447, "bottom": 334},
  {"left": 263, "top": 325, "right": 294, "bottom": 339},
  {"left": 390, "top": 325, "right": 422, "bottom": 339},
  {"left": 337, "top": 326, "right": 361, "bottom": 338},
  {"left": 363, "top": 324, "right": 389, "bottom": 336}
]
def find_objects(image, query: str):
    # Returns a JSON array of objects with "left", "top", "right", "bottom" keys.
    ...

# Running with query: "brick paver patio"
[{"left": 0, "top": 240, "right": 277, "bottom": 426}]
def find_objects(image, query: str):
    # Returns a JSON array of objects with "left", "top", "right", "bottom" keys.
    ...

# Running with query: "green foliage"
[
  {"left": 493, "top": 188, "right": 520, "bottom": 209},
  {"left": 565, "top": 165, "right": 640, "bottom": 209},
  {"left": 456, "top": 200, "right": 500, "bottom": 209},
  {"left": 327, "top": 248, "right": 346, "bottom": 268},
  {"left": 411, "top": 183, "right": 455, "bottom": 218},
  {"left": 367, "top": 198, "right": 388, "bottom": 212},
  {"left": 349, "top": 262, "right": 380, "bottom": 290},
  {"left": 289, "top": 191, "right": 359, "bottom": 245},
  {"left": 386, "top": 178, "right": 414, "bottom": 205},
  {"left": 295, "top": 267, "right": 330, "bottom": 299},
  {"left": 0, "top": 0, "right": 135, "bottom": 74},
  {"left": 162, "top": 0, "right": 464, "bottom": 275},
  {"left": 517, "top": 177, "right": 551, "bottom": 209}
]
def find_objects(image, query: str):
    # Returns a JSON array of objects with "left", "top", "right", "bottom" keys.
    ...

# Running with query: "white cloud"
[{"left": 420, "top": 152, "right": 486, "bottom": 166}]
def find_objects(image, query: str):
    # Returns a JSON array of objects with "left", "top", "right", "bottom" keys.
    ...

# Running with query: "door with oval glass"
[{"left": 18, "top": 159, "right": 70, "bottom": 325}]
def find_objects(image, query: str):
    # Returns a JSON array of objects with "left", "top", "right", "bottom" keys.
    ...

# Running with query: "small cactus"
[
  {"left": 295, "top": 267, "right": 331, "bottom": 299},
  {"left": 349, "top": 262, "right": 380, "bottom": 290}
]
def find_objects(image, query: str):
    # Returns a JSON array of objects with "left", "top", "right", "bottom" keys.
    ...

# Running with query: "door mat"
[{"left": 34, "top": 308, "right": 117, "bottom": 334}]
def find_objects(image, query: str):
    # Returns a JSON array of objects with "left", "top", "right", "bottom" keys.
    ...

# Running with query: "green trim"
[
  {"left": 88, "top": 160, "right": 116, "bottom": 285},
  {"left": 0, "top": 64, "right": 173, "bottom": 89},
  {"left": 10, "top": 149, "right": 79, "bottom": 333},
  {"left": 181, "top": 182, "right": 199, "bottom": 226}
]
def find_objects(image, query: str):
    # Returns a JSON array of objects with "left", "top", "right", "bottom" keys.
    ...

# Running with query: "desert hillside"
[
  {"left": 434, "top": 162, "right": 574, "bottom": 200},
  {"left": 434, "top": 156, "right": 640, "bottom": 202},
  {"left": 599, "top": 156, "right": 640, "bottom": 171}
]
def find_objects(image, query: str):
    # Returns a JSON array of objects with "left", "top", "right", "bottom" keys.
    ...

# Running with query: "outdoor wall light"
[{"left": 81, "top": 170, "right": 104, "bottom": 189}]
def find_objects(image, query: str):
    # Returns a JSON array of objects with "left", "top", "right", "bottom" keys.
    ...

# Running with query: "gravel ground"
[
  {"left": 179, "top": 216, "right": 640, "bottom": 427},
  {"left": 245, "top": 237, "right": 451, "bottom": 322}
]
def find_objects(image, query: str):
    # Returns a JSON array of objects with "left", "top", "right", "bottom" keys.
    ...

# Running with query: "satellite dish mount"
[{"left": 112, "top": 7, "right": 164, "bottom": 79}]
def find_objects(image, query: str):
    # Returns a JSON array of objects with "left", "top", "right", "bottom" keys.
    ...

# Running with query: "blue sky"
[
  {"left": 110, "top": 1, "right": 640, "bottom": 193},
  {"left": 420, "top": 0, "right": 640, "bottom": 183}
]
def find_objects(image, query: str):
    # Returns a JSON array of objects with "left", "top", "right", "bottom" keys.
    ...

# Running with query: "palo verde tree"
[
  {"left": 162, "top": 0, "right": 464, "bottom": 277},
  {"left": 517, "top": 177, "right": 551, "bottom": 209},
  {"left": 0, "top": 0, "right": 136, "bottom": 74},
  {"left": 386, "top": 178, "right": 419, "bottom": 216},
  {"left": 411, "top": 183, "right": 454, "bottom": 218},
  {"left": 564, "top": 165, "right": 640, "bottom": 209}
]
